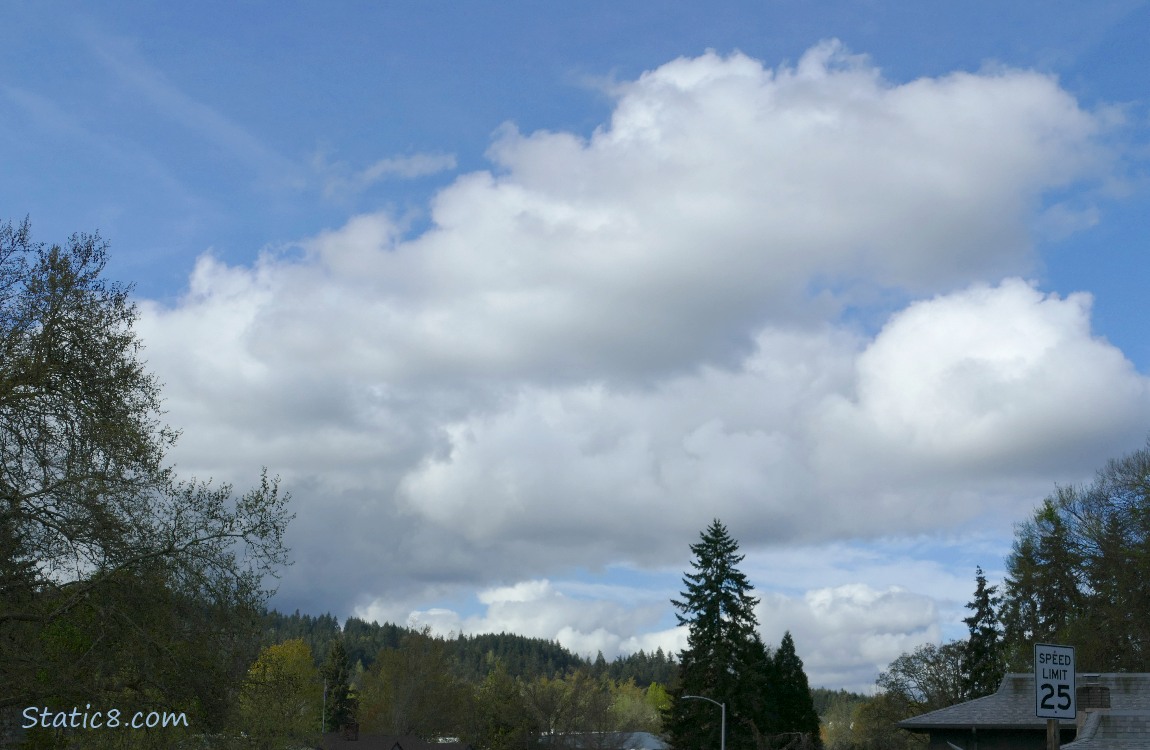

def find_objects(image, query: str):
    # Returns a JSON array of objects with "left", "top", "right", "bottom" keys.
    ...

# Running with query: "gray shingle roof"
[
  {"left": 899, "top": 674, "right": 1075, "bottom": 730},
  {"left": 900, "top": 673, "right": 1150, "bottom": 749},
  {"left": 1064, "top": 706, "right": 1150, "bottom": 749}
]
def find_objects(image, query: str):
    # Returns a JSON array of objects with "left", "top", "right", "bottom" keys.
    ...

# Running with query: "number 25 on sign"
[{"left": 1034, "top": 643, "right": 1076, "bottom": 719}]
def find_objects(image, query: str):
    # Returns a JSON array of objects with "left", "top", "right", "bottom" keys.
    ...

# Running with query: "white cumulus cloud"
[
  {"left": 131, "top": 42, "right": 1142, "bottom": 689},
  {"left": 759, "top": 584, "right": 942, "bottom": 693}
]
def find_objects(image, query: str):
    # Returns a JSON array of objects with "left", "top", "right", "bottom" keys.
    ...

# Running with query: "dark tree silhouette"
[{"left": 666, "top": 519, "right": 777, "bottom": 750}]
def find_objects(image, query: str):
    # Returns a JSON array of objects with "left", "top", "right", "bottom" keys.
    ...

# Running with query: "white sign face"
[{"left": 1034, "top": 643, "right": 1076, "bottom": 719}]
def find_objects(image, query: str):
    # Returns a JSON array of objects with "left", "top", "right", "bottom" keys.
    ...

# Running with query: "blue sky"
[{"left": 4, "top": 2, "right": 1150, "bottom": 692}]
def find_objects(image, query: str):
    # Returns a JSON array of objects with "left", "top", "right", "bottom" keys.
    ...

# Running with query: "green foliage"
[
  {"left": 607, "top": 648, "right": 679, "bottom": 688},
  {"left": 665, "top": 519, "right": 779, "bottom": 750},
  {"left": 646, "top": 682, "right": 673, "bottom": 714},
  {"left": 454, "top": 631, "right": 590, "bottom": 682},
  {"left": 0, "top": 219, "right": 292, "bottom": 736},
  {"left": 358, "top": 628, "right": 471, "bottom": 738},
  {"left": 1001, "top": 499, "right": 1083, "bottom": 668},
  {"left": 253, "top": 598, "right": 870, "bottom": 750},
  {"left": 774, "top": 632, "right": 822, "bottom": 746},
  {"left": 849, "top": 566, "right": 1008, "bottom": 748},
  {"left": 840, "top": 642, "right": 964, "bottom": 750},
  {"left": 846, "top": 693, "right": 926, "bottom": 750},
  {"left": 610, "top": 679, "right": 664, "bottom": 735},
  {"left": 343, "top": 616, "right": 408, "bottom": 669},
  {"left": 261, "top": 610, "right": 343, "bottom": 665},
  {"left": 468, "top": 662, "right": 536, "bottom": 750},
  {"left": 819, "top": 692, "right": 865, "bottom": 750},
  {"left": 321, "top": 638, "right": 356, "bottom": 731},
  {"left": 876, "top": 642, "right": 965, "bottom": 714},
  {"left": 809, "top": 688, "right": 866, "bottom": 718},
  {"left": 520, "top": 669, "right": 626, "bottom": 742},
  {"left": 260, "top": 609, "right": 680, "bottom": 703},
  {"left": 961, "top": 566, "right": 1004, "bottom": 699},
  {"left": 238, "top": 639, "right": 322, "bottom": 748},
  {"left": 1000, "top": 438, "right": 1150, "bottom": 671}
]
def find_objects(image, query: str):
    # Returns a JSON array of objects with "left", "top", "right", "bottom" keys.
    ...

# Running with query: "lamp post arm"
[{"left": 680, "top": 695, "right": 726, "bottom": 750}]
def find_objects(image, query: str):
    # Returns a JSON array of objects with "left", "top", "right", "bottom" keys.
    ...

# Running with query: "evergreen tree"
[
  {"left": 593, "top": 650, "right": 609, "bottom": 677},
  {"left": 998, "top": 439, "right": 1150, "bottom": 673},
  {"left": 961, "top": 566, "right": 1004, "bottom": 699},
  {"left": 1001, "top": 499, "right": 1084, "bottom": 669},
  {"left": 666, "top": 519, "right": 777, "bottom": 750},
  {"left": 322, "top": 638, "right": 357, "bottom": 731},
  {"left": 773, "top": 631, "right": 822, "bottom": 747}
]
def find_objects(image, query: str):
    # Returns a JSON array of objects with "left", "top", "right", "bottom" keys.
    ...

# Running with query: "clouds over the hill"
[{"left": 135, "top": 42, "right": 1145, "bottom": 691}]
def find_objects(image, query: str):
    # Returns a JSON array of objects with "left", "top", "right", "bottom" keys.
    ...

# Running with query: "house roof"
[
  {"left": 1063, "top": 706, "right": 1150, "bottom": 749},
  {"left": 897, "top": 671, "right": 1150, "bottom": 731},
  {"left": 1058, "top": 680, "right": 1150, "bottom": 750},
  {"left": 899, "top": 674, "right": 1077, "bottom": 730},
  {"left": 897, "top": 671, "right": 1150, "bottom": 750}
]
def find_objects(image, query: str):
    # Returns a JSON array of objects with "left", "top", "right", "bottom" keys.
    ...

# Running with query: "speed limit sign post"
[{"left": 1034, "top": 643, "right": 1075, "bottom": 750}]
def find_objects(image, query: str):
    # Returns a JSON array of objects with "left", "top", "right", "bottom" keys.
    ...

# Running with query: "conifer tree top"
[
  {"left": 673, "top": 518, "right": 759, "bottom": 631},
  {"left": 667, "top": 519, "right": 814, "bottom": 750}
]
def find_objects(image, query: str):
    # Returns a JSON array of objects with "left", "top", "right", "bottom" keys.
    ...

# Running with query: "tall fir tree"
[
  {"left": 666, "top": 519, "right": 778, "bottom": 750},
  {"left": 773, "top": 631, "right": 822, "bottom": 747},
  {"left": 998, "top": 441, "right": 1150, "bottom": 672},
  {"left": 322, "top": 638, "right": 356, "bottom": 731},
  {"left": 962, "top": 566, "right": 1004, "bottom": 699},
  {"left": 1001, "top": 497, "right": 1084, "bottom": 669}
]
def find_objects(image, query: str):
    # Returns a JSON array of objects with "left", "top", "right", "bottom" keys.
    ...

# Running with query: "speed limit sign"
[{"left": 1034, "top": 643, "right": 1076, "bottom": 719}]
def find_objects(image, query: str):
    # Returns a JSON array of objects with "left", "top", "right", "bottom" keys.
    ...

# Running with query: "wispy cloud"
[
  {"left": 78, "top": 26, "right": 305, "bottom": 191},
  {"left": 0, "top": 83, "right": 209, "bottom": 220},
  {"left": 316, "top": 150, "right": 458, "bottom": 200}
]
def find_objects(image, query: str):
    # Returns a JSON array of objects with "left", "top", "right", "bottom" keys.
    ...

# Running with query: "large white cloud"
[
  {"left": 143, "top": 41, "right": 1112, "bottom": 392},
  {"left": 397, "top": 280, "right": 1150, "bottom": 552},
  {"left": 132, "top": 42, "right": 1142, "bottom": 688},
  {"left": 817, "top": 279, "right": 1150, "bottom": 480}
]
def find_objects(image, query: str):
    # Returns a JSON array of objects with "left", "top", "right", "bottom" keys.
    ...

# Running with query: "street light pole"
[{"left": 682, "top": 694, "right": 726, "bottom": 750}]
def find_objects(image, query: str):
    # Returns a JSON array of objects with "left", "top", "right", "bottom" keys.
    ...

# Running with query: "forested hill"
[{"left": 261, "top": 609, "right": 679, "bottom": 686}]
